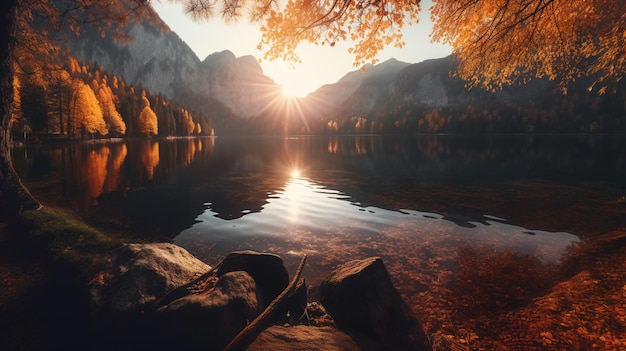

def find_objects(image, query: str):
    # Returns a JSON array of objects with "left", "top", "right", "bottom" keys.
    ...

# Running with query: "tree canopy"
[
  {"left": 181, "top": 0, "right": 626, "bottom": 91},
  {"left": 431, "top": 0, "right": 626, "bottom": 92}
]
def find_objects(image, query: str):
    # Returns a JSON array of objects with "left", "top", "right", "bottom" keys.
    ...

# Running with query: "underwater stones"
[
  {"left": 320, "top": 256, "right": 430, "bottom": 351},
  {"left": 93, "top": 243, "right": 210, "bottom": 314}
]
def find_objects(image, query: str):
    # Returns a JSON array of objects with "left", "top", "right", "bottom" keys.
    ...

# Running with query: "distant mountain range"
[{"left": 70, "top": 5, "right": 626, "bottom": 135}]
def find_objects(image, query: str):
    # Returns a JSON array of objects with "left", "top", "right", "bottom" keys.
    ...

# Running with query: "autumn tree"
[
  {"left": 0, "top": 0, "right": 156, "bottom": 215},
  {"left": 94, "top": 75, "right": 127, "bottom": 136},
  {"left": 431, "top": 0, "right": 626, "bottom": 93},
  {"left": 138, "top": 90, "right": 158, "bottom": 136},
  {"left": 70, "top": 79, "right": 107, "bottom": 138},
  {"left": 170, "top": 0, "right": 625, "bottom": 92}
]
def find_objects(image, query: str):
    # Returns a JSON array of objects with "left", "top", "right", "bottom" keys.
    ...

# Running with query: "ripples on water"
[{"left": 176, "top": 173, "right": 578, "bottom": 288}]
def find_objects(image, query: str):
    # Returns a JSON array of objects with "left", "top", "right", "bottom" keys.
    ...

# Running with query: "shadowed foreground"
[{"left": 1, "top": 208, "right": 625, "bottom": 350}]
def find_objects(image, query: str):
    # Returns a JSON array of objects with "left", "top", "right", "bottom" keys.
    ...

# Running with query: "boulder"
[
  {"left": 153, "top": 271, "right": 259, "bottom": 349},
  {"left": 320, "top": 257, "right": 430, "bottom": 350},
  {"left": 247, "top": 325, "right": 362, "bottom": 351},
  {"left": 93, "top": 243, "right": 210, "bottom": 314},
  {"left": 217, "top": 250, "right": 290, "bottom": 307}
]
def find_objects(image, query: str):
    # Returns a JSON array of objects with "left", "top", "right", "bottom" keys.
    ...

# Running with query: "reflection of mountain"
[
  {"left": 14, "top": 135, "right": 626, "bottom": 239},
  {"left": 135, "top": 135, "right": 626, "bottom": 237}
]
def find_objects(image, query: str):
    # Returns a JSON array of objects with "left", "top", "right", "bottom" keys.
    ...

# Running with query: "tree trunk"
[{"left": 0, "top": 0, "right": 41, "bottom": 218}]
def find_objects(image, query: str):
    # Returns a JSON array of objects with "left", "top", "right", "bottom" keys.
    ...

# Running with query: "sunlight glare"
[
  {"left": 290, "top": 169, "right": 301, "bottom": 178},
  {"left": 281, "top": 83, "right": 305, "bottom": 99}
]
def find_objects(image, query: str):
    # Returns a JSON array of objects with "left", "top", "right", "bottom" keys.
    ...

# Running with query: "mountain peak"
[
  {"left": 202, "top": 50, "right": 237, "bottom": 66},
  {"left": 237, "top": 55, "right": 264, "bottom": 75}
]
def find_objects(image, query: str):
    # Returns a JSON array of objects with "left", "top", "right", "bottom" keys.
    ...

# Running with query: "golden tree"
[
  {"left": 1, "top": 0, "right": 155, "bottom": 214},
  {"left": 95, "top": 76, "right": 127, "bottom": 136},
  {"left": 70, "top": 79, "right": 108, "bottom": 138},
  {"left": 138, "top": 90, "right": 159, "bottom": 136}
]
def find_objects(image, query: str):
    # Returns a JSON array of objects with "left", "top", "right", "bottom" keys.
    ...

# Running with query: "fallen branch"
[
  {"left": 223, "top": 255, "right": 307, "bottom": 351},
  {"left": 150, "top": 262, "right": 223, "bottom": 311}
]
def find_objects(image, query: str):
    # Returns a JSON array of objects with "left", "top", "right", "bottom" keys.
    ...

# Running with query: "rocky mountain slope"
[{"left": 71, "top": 15, "right": 282, "bottom": 120}]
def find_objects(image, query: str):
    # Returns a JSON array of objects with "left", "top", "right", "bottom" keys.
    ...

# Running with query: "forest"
[{"left": 11, "top": 57, "right": 215, "bottom": 141}]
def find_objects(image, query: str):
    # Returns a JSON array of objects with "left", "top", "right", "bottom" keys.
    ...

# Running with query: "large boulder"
[
  {"left": 93, "top": 243, "right": 210, "bottom": 314},
  {"left": 248, "top": 325, "right": 362, "bottom": 351},
  {"left": 320, "top": 257, "right": 430, "bottom": 350},
  {"left": 217, "top": 250, "right": 290, "bottom": 307},
  {"left": 153, "top": 271, "right": 259, "bottom": 349}
]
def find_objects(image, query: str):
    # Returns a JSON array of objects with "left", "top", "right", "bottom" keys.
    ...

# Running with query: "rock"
[
  {"left": 320, "top": 257, "right": 430, "bottom": 350},
  {"left": 247, "top": 325, "right": 362, "bottom": 351},
  {"left": 154, "top": 271, "right": 259, "bottom": 349},
  {"left": 217, "top": 250, "right": 290, "bottom": 307},
  {"left": 94, "top": 243, "right": 210, "bottom": 314}
]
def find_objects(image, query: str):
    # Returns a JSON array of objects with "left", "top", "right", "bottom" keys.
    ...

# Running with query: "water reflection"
[
  {"left": 139, "top": 141, "right": 159, "bottom": 180},
  {"left": 176, "top": 174, "right": 578, "bottom": 288},
  {"left": 12, "top": 134, "right": 626, "bottom": 240}
]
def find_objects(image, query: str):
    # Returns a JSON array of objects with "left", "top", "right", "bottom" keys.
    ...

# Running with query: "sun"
[
  {"left": 281, "top": 82, "right": 307, "bottom": 99},
  {"left": 290, "top": 169, "right": 301, "bottom": 178},
  {"left": 272, "top": 66, "right": 319, "bottom": 98}
]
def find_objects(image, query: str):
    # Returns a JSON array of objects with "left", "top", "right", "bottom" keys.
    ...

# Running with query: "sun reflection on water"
[
  {"left": 290, "top": 169, "right": 301, "bottom": 178},
  {"left": 176, "top": 174, "right": 578, "bottom": 272}
]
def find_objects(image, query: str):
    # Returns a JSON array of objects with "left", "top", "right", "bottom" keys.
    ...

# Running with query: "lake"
[{"left": 11, "top": 134, "right": 626, "bottom": 346}]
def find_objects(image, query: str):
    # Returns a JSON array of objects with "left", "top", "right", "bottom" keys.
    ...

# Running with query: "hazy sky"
[{"left": 152, "top": 0, "right": 451, "bottom": 97}]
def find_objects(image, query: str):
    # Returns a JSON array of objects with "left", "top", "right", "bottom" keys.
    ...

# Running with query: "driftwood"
[{"left": 223, "top": 255, "right": 308, "bottom": 351}]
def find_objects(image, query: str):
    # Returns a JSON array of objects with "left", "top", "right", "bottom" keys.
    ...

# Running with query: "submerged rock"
[
  {"left": 93, "top": 243, "right": 210, "bottom": 314},
  {"left": 320, "top": 257, "right": 430, "bottom": 350}
]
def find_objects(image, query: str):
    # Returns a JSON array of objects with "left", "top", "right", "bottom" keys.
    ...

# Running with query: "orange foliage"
[
  {"left": 70, "top": 79, "right": 107, "bottom": 137},
  {"left": 431, "top": 0, "right": 626, "bottom": 92},
  {"left": 138, "top": 90, "right": 158, "bottom": 136},
  {"left": 95, "top": 76, "right": 126, "bottom": 135},
  {"left": 177, "top": 0, "right": 626, "bottom": 91}
]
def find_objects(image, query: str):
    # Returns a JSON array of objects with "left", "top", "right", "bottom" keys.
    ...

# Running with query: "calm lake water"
[{"left": 12, "top": 135, "right": 626, "bottom": 290}]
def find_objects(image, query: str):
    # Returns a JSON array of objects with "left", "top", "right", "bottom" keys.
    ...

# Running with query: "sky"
[{"left": 152, "top": 0, "right": 452, "bottom": 97}]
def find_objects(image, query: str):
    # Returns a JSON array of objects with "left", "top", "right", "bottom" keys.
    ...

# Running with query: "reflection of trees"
[
  {"left": 139, "top": 141, "right": 159, "bottom": 180},
  {"left": 103, "top": 143, "right": 127, "bottom": 194},
  {"left": 13, "top": 135, "right": 626, "bottom": 241},
  {"left": 72, "top": 146, "right": 109, "bottom": 208}
]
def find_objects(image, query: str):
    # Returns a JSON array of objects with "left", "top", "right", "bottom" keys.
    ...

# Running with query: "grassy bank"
[{"left": 0, "top": 207, "right": 129, "bottom": 350}]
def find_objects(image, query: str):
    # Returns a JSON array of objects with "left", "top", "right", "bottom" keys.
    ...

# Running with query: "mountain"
[
  {"left": 307, "top": 58, "right": 411, "bottom": 116},
  {"left": 71, "top": 12, "right": 282, "bottom": 121},
  {"left": 270, "top": 55, "right": 626, "bottom": 134},
  {"left": 199, "top": 51, "right": 282, "bottom": 118},
  {"left": 69, "top": 5, "right": 626, "bottom": 135}
]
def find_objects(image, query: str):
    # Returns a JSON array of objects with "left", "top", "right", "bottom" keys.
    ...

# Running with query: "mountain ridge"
[{"left": 69, "top": 5, "right": 626, "bottom": 135}]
